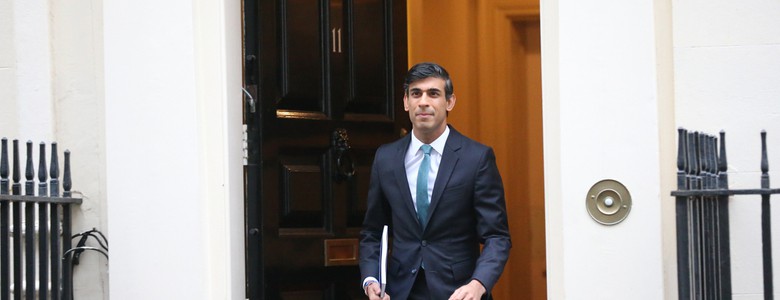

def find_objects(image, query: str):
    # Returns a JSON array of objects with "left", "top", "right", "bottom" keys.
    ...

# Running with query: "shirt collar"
[{"left": 410, "top": 126, "right": 450, "bottom": 155}]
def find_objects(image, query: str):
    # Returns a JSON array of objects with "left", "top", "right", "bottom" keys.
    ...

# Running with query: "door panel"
[
  {"left": 244, "top": 0, "right": 408, "bottom": 299},
  {"left": 279, "top": 154, "right": 326, "bottom": 229},
  {"left": 279, "top": 0, "right": 324, "bottom": 110},
  {"left": 347, "top": 0, "right": 390, "bottom": 115}
]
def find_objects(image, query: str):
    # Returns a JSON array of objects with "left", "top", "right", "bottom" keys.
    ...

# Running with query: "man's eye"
[
  {"left": 411, "top": 91, "right": 422, "bottom": 97},
  {"left": 428, "top": 91, "right": 440, "bottom": 97}
]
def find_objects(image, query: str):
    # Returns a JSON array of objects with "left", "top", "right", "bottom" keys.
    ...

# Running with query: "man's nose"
[{"left": 418, "top": 95, "right": 431, "bottom": 106}]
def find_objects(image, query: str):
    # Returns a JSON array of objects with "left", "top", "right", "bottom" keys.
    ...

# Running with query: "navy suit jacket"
[{"left": 360, "top": 126, "right": 511, "bottom": 300}]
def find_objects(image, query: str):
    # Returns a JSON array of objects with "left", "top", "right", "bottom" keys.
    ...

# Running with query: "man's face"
[{"left": 404, "top": 77, "right": 456, "bottom": 138}]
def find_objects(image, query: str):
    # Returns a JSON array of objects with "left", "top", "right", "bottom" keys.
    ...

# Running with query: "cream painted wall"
[
  {"left": 0, "top": 0, "right": 18, "bottom": 133},
  {"left": 104, "top": 0, "right": 244, "bottom": 299},
  {"left": 103, "top": 0, "right": 206, "bottom": 293},
  {"left": 50, "top": 1, "right": 108, "bottom": 299},
  {"left": 673, "top": 0, "right": 780, "bottom": 298},
  {"left": 12, "top": 0, "right": 54, "bottom": 140},
  {"left": 0, "top": 0, "right": 108, "bottom": 299},
  {"left": 542, "top": 0, "right": 669, "bottom": 298},
  {"left": 1, "top": 0, "right": 54, "bottom": 139},
  {"left": 5, "top": 0, "right": 244, "bottom": 298}
]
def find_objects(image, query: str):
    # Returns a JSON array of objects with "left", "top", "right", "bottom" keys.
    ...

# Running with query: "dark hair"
[{"left": 403, "top": 62, "right": 454, "bottom": 99}]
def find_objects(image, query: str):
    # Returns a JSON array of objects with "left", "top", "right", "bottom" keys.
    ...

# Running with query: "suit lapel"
[
  {"left": 392, "top": 135, "right": 420, "bottom": 227},
  {"left": 426, "top": 127, "right": 462, "bottom": 225}
]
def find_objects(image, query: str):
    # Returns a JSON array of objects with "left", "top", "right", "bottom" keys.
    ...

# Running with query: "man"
[{"left": 359, "top": 62, "right": 511, "bottom": 300}]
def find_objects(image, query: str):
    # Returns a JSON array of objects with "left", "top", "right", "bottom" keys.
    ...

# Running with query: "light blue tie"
[{"left": 416, "top": 145, "right": 432, "bottom": 228}]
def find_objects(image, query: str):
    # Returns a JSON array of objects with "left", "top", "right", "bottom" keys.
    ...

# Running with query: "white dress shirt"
[{"left": 405, "top": 126, "right": 450, "bottom": 212}]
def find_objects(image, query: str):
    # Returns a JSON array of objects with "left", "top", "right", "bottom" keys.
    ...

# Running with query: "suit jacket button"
[
  {"left": 421, "top": 240, "right": 428, "bottom": 247},
  {"left": 411, "top": 269, "right": 417, "bottom": 274}
]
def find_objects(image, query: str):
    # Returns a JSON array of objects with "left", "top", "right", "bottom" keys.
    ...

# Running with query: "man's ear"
[
  {"left": 446, "top": 94, "right": 457, "bottom": 111},
  {"left": 403, "top": 94, "right": 410, "bottom": 111}
]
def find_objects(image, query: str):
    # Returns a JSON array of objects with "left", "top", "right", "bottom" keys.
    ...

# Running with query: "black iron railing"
[
  {"left": 672, "top": 128, "right": 780, "bottom": 300},
  {"left": 0, "top": 138, "right": 81, "bottom": 300}
]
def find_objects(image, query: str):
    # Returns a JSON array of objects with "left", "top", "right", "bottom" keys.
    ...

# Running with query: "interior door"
[{"left": 243, "top": 0, "right": 408, "bottom": 299}]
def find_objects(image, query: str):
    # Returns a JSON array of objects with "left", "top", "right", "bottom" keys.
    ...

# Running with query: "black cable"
[
  {"left": 65, "top": 228, "right": 109, "bottom": 299},
  {"left": 71, "top": 228, "right": 109, "bottom": 265},
  {"left": 71, "top": 228, "right": 108, "bottom": 250}
]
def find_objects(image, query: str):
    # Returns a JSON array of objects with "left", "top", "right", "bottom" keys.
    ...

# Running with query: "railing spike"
[
  {"left": 1, "top": 138, "right": 7, "bottom": 178},
  {"left": 709, "top": 135, "right": 717, "bottom": 188},
  {"left": 25, "top": 140, "right": 34, "bottom": 181},
  {"left": 12, "top": 139, "right": 20, "bottom": 185},
  {"left": 693, "top": 131, "right": 701, "bottom": 176},
  {"left": 709, "top": 135, "right": 716, "bottom": 174},
  {"left": 718, "top": 131, "right": 729, "bottom": 189},
  {"left": 64, "top": 150, "right": 72, "bottom": 197},
  {"left": 678, "top": 128, "right": 689, "bottom": 190},
  {"left": 761, "top": 130, "right": 769, "bottom": 189},
  {"left": 39, "top": 142, "right": 48, "bottom": 181},
  {"left": 25, "top": 140, "right": 35, "bottom": 196},
  {"left": 687, "top": 132, "right": 694, "bottom": 175},
  {"left": 51, "top": 142, "right": 60, "bottom": 178},
  {"left": 761, "top": 130, "right": 768, "bottom": 174},
  {"left": 51, "top": 142, "right": 60, "bottom": 197},
  {"left": 702, "top": 134, "right": 712, "bottom": 175},
  {"left": 1, "top": 138, "right": 8, "bottom": 194},
  {"left": 700, "top": 133, "right": 709, "bottom": 177},
  {"left": 719, "top": 131, "right": 728, "bottom": 172},
  {"left": 678, "top": 128, "right": 687, "bottom": 172},
  {"left": 39, "top": 142, "right": 48, "bottom": 196}
]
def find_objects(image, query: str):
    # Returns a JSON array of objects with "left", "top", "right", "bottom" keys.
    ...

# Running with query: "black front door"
[{"left": 243, "top": 1, "right": 408, "bottom": 299}]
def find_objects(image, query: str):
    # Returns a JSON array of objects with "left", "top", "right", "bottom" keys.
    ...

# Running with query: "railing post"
[
  {"left": 38, "top": 142, "right": 50, "bottom": 300},
  {"left": 760, "top": 131, "right": 773, "bottom": 300},
  {"left": 699, "top": 133, "right": 715, "bottom": 299},
  {"left": 691, "top": 131, "right": 704, "bottom": 299},
  {"left": 50, "top": 143, "right": 61, "bottom": 300},
  {"left": 1, "top": 138, "right": 9, "bottom": 300},
  {"left": 24, "top": 141, "right": 35, "bottom": 300},
  {"left": 676, "top": 128, "right": 692, "bottom": 299},
  {"left": 12, "top": 139, "right": 21, "bottom": 300},
  {"left": 62, "top": 150, "right": 72, "bottom": 300},
  {"left": 717, "top": 131, "right": 732, "bottom": 298}
]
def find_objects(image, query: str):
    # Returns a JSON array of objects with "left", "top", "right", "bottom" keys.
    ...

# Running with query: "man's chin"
[
  {"left": 413, "top": 125, "right": 443, "bottom": 136},
  {"left": 413, "top": 123, "right": 433, "bottom": 131}
]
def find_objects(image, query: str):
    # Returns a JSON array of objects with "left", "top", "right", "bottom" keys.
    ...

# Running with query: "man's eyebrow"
[{"left": 409, "top": 87, "right": 442, "bottom": 92}]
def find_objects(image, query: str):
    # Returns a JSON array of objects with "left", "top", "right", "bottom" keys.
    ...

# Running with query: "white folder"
[{"left": 380, "top": 225, "right": 388, "bottom": 298}]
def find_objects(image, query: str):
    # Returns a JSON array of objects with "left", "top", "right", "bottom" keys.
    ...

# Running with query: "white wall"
[
  {"left": 1, "top": 0, "right": 108, "bottom": 299},
  {"left": 0, "top": 0, "right": 18, "bottom": 132},
  {"left": 104, "top": 0, "right": 244, "bottom": 299},
  {"left": 50, "top": 1, "right": 108, "bottom": 298},
  {"left": 673, "top": 0, "right": 780, "bottom": 298},
  {"left": 12, "top": 0, "right": 54, "bottom": 140},
  {"left": 542, "top": 0, "right": 671, "bottom": 298},
  {"left": 6, "top": 0, "right": 244, "bottom": 298},
  {"left": 1, "top": 0, "right": 53, "bottom": 140}
]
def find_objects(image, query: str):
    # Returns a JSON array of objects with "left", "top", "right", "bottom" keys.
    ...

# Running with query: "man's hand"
[
  {"left": 365, "top": 282, "right": 390, "bottom": 300},
  {"left": 448, "top": 279, "right": 486, "bottom": 300}
]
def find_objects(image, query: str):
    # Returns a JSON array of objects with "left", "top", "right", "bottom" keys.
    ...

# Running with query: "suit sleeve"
[
  {"left": 471, "top": 147, "right": 512, "bottom": 291},
  {"left": 359, "top": 150, "right": 392, "bottom": 283}
]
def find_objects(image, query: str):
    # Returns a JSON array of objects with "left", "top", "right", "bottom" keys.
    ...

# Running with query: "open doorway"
[{"left": 408, "top": 2, "right": 546, "bottom": 299}]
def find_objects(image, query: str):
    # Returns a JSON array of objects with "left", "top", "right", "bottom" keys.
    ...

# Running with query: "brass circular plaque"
[{"left": 586, "top": 179, "right": 632, "bottom": 225}]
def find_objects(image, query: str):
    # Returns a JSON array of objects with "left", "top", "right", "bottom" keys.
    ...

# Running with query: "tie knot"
[{"left": 421, "top": 144, "right": 432, "bottom": 155}]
